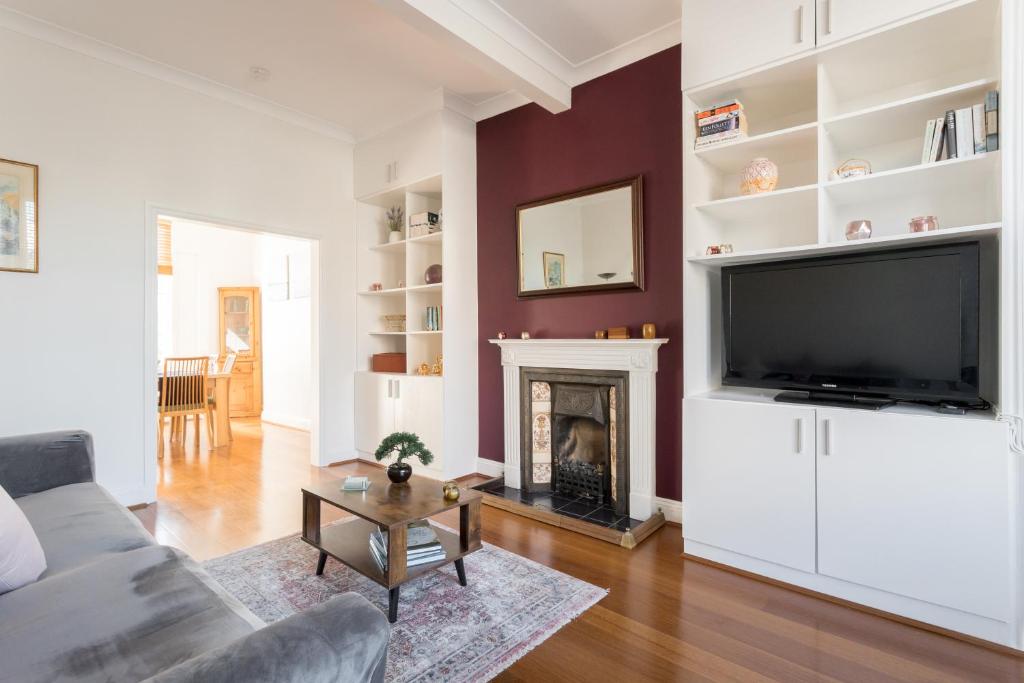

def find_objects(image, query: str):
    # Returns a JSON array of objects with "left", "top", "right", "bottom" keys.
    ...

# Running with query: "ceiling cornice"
[{"left": 0, "top": 5, "right": 356, "bottom": 144}]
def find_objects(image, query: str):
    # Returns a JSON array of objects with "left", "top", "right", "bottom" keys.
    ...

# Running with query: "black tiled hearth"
[{"left": 474, "top": 480, "right": 643, "bottom": 531}]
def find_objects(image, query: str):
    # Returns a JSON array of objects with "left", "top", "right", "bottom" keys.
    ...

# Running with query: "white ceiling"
[
  {"left": 0, "top": 0, "right": 681, "bottom": 139},
  {"left": 491, "top": 0, "right": 680, "bottom": 66}
]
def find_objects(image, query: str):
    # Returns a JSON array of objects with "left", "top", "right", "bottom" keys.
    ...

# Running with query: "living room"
[{"left": 1, "top": 1, "right": 1023, "bottom": 681}]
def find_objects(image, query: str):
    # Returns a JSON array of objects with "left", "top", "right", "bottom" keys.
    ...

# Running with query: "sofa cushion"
[
  {"left": 0, "top": 544, "right": 262, "bottom": 683},
  {"left": 15, "top": 482, "right": 154, "bottom": 578},
  {"left": 0, "top": 484, "right": 46, "bottom": 593}
]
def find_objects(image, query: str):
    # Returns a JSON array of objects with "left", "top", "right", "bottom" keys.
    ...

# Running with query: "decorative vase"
[
  {"left": 642, "top": 323, "right": 656, "bottom": 339},
  {"left": 388, "top": 230, "right": 402, "bottom": 243},
  {"left": 740, "top": 157, "right": 778, "bottom": 195},
  {"left": 908, "top": 215, "right": 939, "bottom": 233},
  {"left": 424, "top": 263, "right": 442, "bottom": 284},
  {"left": 387, "top": 462, "right": 412, "bottom": 484},
  {"left": 442, "top": 481, "right": 461, "bottom": 501},
  {"left": 845, "top": 219, "right": 873, "bottom": 240}
]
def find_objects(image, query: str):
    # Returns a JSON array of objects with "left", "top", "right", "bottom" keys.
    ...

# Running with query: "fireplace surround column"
[{"left": 491, "top": 338, "right": 668, "bottom": 520}]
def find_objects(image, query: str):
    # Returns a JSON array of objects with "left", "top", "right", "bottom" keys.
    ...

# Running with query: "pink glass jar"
[{"left": 908, "top": 215, "right": 939, "bottom": 233}]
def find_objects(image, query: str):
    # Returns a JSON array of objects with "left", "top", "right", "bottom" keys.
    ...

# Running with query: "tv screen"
[{"left": 722, "top": 242, "right": 993, "bottom": 404}]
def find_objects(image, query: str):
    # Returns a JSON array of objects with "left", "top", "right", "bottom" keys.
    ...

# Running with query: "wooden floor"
[{"left": 135, "top": 420, "right": 1024, "bottom": 682}]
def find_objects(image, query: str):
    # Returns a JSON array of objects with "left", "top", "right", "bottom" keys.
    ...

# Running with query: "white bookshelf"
[{"left": 353, "top": 108, "right": 478, "bottom": 479}]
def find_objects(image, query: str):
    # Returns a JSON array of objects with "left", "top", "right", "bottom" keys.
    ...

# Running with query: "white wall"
[{"left": 0, "top": 26, "right": 356, "bottom": 505}]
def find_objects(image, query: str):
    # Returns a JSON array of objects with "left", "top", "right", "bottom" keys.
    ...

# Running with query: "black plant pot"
[{"left": 387, "top": 462, "right": 412, "bottom": 484}]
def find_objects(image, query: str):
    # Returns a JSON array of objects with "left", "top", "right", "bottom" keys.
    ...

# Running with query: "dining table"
[{"left": 158, "top": 368, "right": 233, "bottom": 448}]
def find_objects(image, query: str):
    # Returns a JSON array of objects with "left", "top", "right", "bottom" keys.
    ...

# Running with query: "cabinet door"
[
  {"left": 816, "top": 409, "right": 1010, "bottom": 620},
  {"left": 228, "top": 360, "right": 255, "bottom": 417},
  {"left": 353, "top": 134, "right": 395, "bottom": 199},
  {"left": 682, "top": 1, "right": 814, "bottom": 88},
  {"left": 354, "top": 373, "right": 396, "bottom": 454},
  {"left": 683, "top": 398, "right": 817, "bottom": 572},
  {"left": 816, "top": 0, "right": 953, "bottom": 45},
  {"left": 393, "top": 377, "right": 443, "bottom": 464},
  {"left": 389, "top": 114, "right": 441, "bottom": 187}
]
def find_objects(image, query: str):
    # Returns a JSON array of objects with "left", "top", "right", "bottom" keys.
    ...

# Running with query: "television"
[{"left": 721, "top": 241, "right": 997, "bottom": 408}]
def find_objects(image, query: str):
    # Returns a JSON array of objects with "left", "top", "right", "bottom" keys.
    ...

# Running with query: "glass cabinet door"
[{"left": 223, "top": 294, "right": 252, "bottom": 354}]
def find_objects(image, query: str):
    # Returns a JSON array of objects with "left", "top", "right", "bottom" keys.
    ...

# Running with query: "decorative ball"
[
  {"left": 424, "top": 264, "right": 442, "bottom": 285},
  {"left": 442, "top": 481, "right": 460, "bottom": 501},
  {"left": 740, "top": 157, "right": 778, "bottom": 195}
]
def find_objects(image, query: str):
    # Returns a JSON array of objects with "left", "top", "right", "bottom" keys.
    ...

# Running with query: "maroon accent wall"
[{"left": 476, "top": 45, "right": 683, "bottom": 501}]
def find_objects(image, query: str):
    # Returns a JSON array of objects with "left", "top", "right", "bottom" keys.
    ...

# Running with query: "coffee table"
[{"left": 301, "top": 471, "right": 482, "bottom": 623}]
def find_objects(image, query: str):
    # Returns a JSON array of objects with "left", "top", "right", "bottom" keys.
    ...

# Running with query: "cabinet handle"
[
  {"left": 387, "top": 379, "right": 393, "bottom": 398},
  {"left": 822, "top": 418, "right": 833, "bottom": 456},
  {"left": 393, "top": 160, "right": 398, "bottom": 180},
  {"left": 796, "top": 418, "right": 803, "bottom": 453},
  {"left": 394, "top": 379, "right": 400, "bottom": 400},
  {"left": 824, "top": 0, "right": 832, "bottom": 36},
  {"left": 796, "top": 5, "right": 803, "bottom": 43}
]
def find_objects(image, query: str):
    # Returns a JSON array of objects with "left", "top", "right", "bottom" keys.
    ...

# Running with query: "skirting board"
[
  {"left": 261, "top": 414, "right": 311, "bottom": 431},
  {"left": 476, "top": 457, "right": 505, "bottom": 478}
]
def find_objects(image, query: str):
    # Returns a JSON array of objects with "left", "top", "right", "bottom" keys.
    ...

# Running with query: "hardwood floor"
[{"left": 135, "top": 420, "right": 1024, "bottom": 682}]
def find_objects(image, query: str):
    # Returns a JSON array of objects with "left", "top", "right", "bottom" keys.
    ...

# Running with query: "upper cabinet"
[
  {"left": 815, "top": 0, "right": 954, "bottom": 45},
  {"left": 682, "top": 1, "right": 814, "bottom": 90},
  {"left": 682, "top": 0, "right": 955, "bottom": 88},
  {"left": 353, "top": 113, "right": 442, "bottom": 199}
]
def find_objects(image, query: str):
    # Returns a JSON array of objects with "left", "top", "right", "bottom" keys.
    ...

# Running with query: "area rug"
[{"left": 202, "top": 521, "right": 607, "bottom": 682}]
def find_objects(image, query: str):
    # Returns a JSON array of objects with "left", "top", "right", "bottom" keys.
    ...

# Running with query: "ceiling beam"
[{"left": 376, "top": 0, "right": 571, "bottom": 113}]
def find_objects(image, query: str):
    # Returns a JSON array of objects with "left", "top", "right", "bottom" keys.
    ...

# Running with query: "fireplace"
[{"left": 521, "top": 368, "right": 629, "bottom": 517}]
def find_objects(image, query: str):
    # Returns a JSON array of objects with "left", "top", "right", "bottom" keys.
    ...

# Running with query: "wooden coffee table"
[{"left": 301, "top": 471, "right": 482, "bottom": 623}]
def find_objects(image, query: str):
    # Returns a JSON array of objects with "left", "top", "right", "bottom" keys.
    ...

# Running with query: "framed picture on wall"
[
  {"left": 542, "top": 251, "right": 565, "bottom": 289},
  {"left": 0, "top": 158, "right": 39, "bottom": 274}
]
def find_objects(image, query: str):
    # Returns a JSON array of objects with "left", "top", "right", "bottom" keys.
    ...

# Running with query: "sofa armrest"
[
  {"left": 0, "top": 430, "right": 95, "bottom": 498},
  {"left": 147, "top": 593, "right": 390, "bottom": 683}
]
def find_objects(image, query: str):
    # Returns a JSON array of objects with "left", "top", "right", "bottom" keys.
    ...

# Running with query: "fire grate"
[{"left": 556, "top": 458, "right": 605, "bottom": 505}]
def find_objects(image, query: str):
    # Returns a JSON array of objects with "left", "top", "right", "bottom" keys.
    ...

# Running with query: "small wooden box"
[
  {"left": 371, "top": 353, "right": 407, "bottom": 373},
  {"left": 607, "top": 326, "right": 630, "bottom": 339}
]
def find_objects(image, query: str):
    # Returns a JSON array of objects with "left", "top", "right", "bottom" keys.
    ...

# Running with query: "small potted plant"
[
  {"left": 386, "top": 205, "right": 404, "bottom": 243},
  {"left": 375, "top": 431, "right": 433, "bottom": 483}
]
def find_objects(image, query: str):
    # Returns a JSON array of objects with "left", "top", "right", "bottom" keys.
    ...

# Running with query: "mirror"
[{"left": 517, "top": 176, "right": 643, "bottom": 297}]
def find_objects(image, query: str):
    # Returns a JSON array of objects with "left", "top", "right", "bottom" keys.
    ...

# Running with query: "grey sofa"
[{"left": 0, "top": 430, "right": 390, "bottom": 683}]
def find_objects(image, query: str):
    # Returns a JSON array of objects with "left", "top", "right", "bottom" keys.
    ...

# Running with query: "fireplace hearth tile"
[
  {"left": 581, "top": 507, "right": 624, "bottom": 526},
  {"left": 555, "top": 500, "right": 602, "bottom": 518}
]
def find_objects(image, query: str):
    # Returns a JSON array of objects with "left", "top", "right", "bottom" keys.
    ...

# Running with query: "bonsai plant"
[
  {"left": 375, "top": 431, "right": 433, "bottom": 483},
  {"left": 385, "top": 205, "right": 404, "bottom": 243}
]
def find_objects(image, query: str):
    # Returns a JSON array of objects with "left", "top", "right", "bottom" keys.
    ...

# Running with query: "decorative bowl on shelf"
[
  {"left": 845, "top": 219, "right": 873, "bottom": 240},
  {"left": 830, "top": 158, "right": 872, "bottom": 181}
]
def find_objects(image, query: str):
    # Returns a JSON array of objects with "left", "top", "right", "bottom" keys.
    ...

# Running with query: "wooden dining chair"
[
  {"left": 158, "top": 356, "right": 211, "bottom": 456},
  {"left": 206, "top": 352, "right": 237, "bottom": 442}
]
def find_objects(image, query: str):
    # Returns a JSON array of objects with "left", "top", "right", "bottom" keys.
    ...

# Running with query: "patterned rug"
[{"left": 202, "top": 521, "right": 607, "bottom": 682}]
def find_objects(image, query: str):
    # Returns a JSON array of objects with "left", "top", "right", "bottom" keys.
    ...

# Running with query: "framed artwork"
[
  {"left": 542, "top": 251, "right": 565, "bottom": 289},
  {"left": 0, "top": 158, "right": 38, "bottom": 273}
]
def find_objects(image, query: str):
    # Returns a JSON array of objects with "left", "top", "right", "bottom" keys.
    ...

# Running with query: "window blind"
[{"left": 157, "top": 219, "right": 173, "bottom": 275}]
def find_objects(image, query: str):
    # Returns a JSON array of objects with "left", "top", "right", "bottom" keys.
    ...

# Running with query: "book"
[
  {"left": 409, "top": 211, "right": 438, "bottom": 226},
  {"left": 694, "top": 129, "right": 746, "bottom": 149},
  {"left": 944, "top": 110, "right": 957, "bottom": 159},
  {"left": 955, "top": 107, "right": 974, "bottom": 158},
  {"left": 342, "top": 476, "right": 370, "bottom": 491},
  {"left": 928, "top": 117, "right": 946, "bottom": 162},
  {"left": 698, "top": 112, "right": 747, "bottom": 138},
  {"left": 972, "top": 103, "right": 986, "bottom": 154},
  {"left": 369, "top": 521, "right": 445, "bottom": 571},
  {"left": 921, "top": 118, "right": 937, "bottom": 164},
  {"left": 985, "top": 90, "right": 999, "bottom": 152}
]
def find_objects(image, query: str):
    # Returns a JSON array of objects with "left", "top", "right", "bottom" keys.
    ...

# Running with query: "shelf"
[
  {"left": 406, "top": 283, "right": 442, "bottom": 293},
  {"left": 694, "top": 122, "right": 817, "bottom": 170},
  {"left": 407, "top": 330, "right": 442, "bottom": 335},
  {"left": 368, "top": 331, "right": 406, "bottom": 336},
  {"left": 825, "top": 78, "right": 998, "bottom": 128},
  {"left": 368, "top": 231, "right": 443, "bottom": 253},
  {"left": 356, "top": 174, "right": 442, "bottom": 207},
  {"left": 358, "top": 287, "right": 406, "bottom": 297},
  {"left": 687, "top": 222, "right": 1001, "bottom": 266},
  {"left": 824, "top": 152, "right": 999, "bottom": 205},
  {"left": 693, "top": 184, "right": 817, "bottom": 224}
]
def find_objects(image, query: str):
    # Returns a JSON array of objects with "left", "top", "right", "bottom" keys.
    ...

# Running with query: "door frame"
[{"left": 143, "top": 203, "right": 323, "bottom": 501}]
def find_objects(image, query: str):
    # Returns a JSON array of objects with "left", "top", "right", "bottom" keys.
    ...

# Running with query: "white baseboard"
[
  {"left": 476, "top": 457, "right": 505, "bottom": 478},
  {"left": 261, "top": 413, "right": 311, "bottom": 431},
  {"left": 654, "top": 497, "right": 682, "bottom": 524}
]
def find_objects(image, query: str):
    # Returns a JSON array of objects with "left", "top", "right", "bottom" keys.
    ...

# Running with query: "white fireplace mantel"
[{"left": 489, "top": 338, "right": 668, "bottom": 520}]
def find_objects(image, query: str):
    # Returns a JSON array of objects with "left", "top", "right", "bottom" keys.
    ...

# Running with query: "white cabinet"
[
  {"left": 815, "top": 0, "right": 953, "bottom": 45},
  {"left": 353, "top": 113, "right": 442, "bottom": 199},
  {"left": 683, "top": 398, "right": 817, "bottom": 572},
  {"left": 353, "top": 372, "right": 444, "bottom": 472},
  {"left": 816, "top": 409, "right": 1010, "bottom": 620},
  {"left": 682, "top": 1, "right": 814, "bottom": 88}
]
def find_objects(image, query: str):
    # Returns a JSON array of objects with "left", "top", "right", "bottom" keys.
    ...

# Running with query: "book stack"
[
  {"left": 694, "top": 99, "right": 747, "bottom": 149},
  {"left": 342, "top": 476, "right": 370, "bottom": 491},
  {"left": 408, "top": 211, "right": 440, "bottom": 239},
  {"left": 424, "top": 306, "right": 442, "bottom": 331},
  {"left": 920, "top": 90, "right": 998, "bottom": 164},
  {"left": 369, "top": 520, "right": 445, "bottom": 571}
]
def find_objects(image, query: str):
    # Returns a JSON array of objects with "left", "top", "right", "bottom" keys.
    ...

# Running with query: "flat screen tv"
[{"left": 721, "top": 241, "right": 996, "bottom": 407}]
